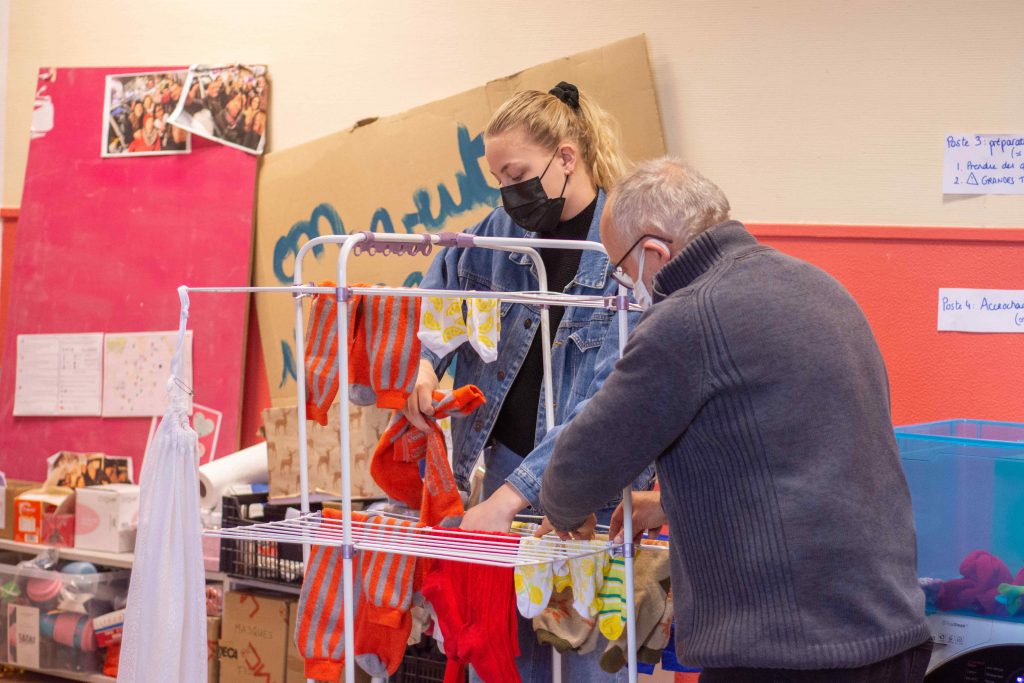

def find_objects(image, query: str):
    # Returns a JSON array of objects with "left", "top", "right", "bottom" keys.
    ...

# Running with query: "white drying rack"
[{"left": 193, "top": 231, "right": 649, "bottom": 683}]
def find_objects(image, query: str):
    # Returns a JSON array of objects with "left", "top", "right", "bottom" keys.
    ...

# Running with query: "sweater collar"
[{"left": 652, "top": 221, "right": 757, "bottom": 300}]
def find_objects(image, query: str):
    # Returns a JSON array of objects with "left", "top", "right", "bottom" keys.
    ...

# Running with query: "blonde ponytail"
[{"left": 486, "top": 85, "right": 629, "bottom": 190}]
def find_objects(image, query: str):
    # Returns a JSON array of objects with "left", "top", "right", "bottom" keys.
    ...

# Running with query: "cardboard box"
[
  {"left": 1, "top": 479, "right": 42, "bottom": 540},
  {"left": 208, "top": 615, "right": 221, "bottom": 683},
  {"left": 218, "top": 591, "right": 291, "bottom": 683},
  {"left": 74, "top": 484, "right": 139, "bottom": 553},
  {"left": 262, "top": 403, "right": 387, "bottom": 501},
  {"left": 14, "top": 487, "right": 73, "bottom": 545},
  {"left": 254, "top": 36, "right": 666, "bottom": 407},
  {"left": 284, "top": 600, "right": 303, "bottom": 683}
]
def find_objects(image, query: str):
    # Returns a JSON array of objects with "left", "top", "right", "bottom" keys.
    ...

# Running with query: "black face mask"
[{"left": 500, "top": 152, "right": 569, "bottom": 234}]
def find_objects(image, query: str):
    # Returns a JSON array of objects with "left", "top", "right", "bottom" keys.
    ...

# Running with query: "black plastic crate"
[
  {"left": 391, "top": 639, "right": 455, "bottom": 683},
  {"left": 219, "top": 492, "right": 323, "bottom": 585}
]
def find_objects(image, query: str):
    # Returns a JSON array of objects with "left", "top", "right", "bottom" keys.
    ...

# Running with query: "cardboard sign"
[
  {"left": 253, "top": 36, "right": 666, "bottom": 407},
  {"left": 262, "top": 402, "right": 387, "bottom": 501}
]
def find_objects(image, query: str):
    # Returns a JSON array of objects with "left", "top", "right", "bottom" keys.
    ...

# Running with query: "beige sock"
[{"left": 532, "top": 586, "right": 598, "bottom": 654}]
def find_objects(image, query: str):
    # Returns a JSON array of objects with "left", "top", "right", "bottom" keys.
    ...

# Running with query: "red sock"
[{"left": 420, "top": 529, "right": 521, "bottom": 683}]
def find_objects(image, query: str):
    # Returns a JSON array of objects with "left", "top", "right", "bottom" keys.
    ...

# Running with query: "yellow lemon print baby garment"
[
  {"left": 417, "top": 296, "right": 468, "bottom": 357},
  {"left": 514, "top": 537, "right": 554, "bottom": 618}
]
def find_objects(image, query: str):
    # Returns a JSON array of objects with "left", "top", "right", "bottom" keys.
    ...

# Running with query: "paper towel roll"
[{"left": 198, "top": 442, "right": 268, "bottom": 510}]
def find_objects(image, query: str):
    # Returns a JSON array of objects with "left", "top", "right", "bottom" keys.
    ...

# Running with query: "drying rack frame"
[{"left": 192, "top": 231, "right": 645, "bottom": 683}]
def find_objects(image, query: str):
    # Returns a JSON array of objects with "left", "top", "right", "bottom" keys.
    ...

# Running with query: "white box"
[{"left": 74, "top": 484, "right": 139, "bottom": 553}]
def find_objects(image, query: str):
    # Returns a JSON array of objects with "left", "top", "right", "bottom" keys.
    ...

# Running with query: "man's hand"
[
  {"left": 400, "top": 359, "right": 440, "bottom": 432},
  {"left": 534, "top": 514, "right": 598, "bottom": 541},
  {"left": 608, "top": 491, "right": 667, "bottom": 544},
  {"left": 460, "top": 483, "right": 529, "bottom": 532}
]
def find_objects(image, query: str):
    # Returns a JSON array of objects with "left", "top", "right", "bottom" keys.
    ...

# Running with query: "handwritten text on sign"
[
  {"left": 943, "top": 134, "right": 1024, "bottom": 195},
  {"left": 938, "top": 289, "right": 1024, "bottom": 333}
]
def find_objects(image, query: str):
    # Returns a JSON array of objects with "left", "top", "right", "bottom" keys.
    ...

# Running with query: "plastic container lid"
[{"left": 27, "top": 576, "right": 62, "bottom": 604}]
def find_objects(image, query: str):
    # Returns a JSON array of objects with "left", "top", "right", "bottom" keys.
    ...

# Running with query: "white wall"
[{"left": 3, "top": 0, "right": 1023, "bottom": 226}]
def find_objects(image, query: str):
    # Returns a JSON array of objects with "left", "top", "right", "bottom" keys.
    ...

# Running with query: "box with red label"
[
  {"left": 218, "top": 591, "right": 290, "bottom": 683},
  {"left": 14, "top": 488, "right": 74, "bottom": 546},
  {"left": 74, "top": 484, "right": 139, "bottom": 553},
  {"left": 1, "top": 479, "right": 41, "bottom": 540},
  {"left": 93, "top": 609, "right": 124, "bottom": 648}
]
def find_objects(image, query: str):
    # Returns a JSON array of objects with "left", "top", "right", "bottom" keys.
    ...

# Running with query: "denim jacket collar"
[{"left": 506, "top": 189, "right": 609, "bottom": 291}]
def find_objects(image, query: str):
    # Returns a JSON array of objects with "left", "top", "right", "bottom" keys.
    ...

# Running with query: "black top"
[{"left": 491, "top": 196, "right": 598, "bottom": 456}]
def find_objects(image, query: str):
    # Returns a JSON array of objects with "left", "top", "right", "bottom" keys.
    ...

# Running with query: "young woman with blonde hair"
[{"left": 403, "top": 82, "right": 651, "bottom": 682}]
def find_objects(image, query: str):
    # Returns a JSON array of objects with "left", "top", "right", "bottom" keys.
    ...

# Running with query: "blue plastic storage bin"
[{"left": 896, "top": 419, "right": 1024, "bottom": 622}]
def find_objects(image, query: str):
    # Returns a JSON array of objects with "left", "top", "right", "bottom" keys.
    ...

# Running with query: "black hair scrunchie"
[{"left": 549, "top": 81, "right": 580, "bottom": 110}]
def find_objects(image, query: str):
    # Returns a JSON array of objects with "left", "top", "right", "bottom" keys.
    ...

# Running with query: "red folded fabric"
[{"left": 419, "top": 528, "right": 521, "bottom": 683}]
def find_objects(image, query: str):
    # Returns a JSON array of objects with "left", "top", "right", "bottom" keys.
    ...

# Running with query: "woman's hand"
[
  {"left": 401, "top": 359, "right": 440, "bottom": 431},
  {"left": 460, "top": 484, "right": 529, "bottom": 532},
  {"left": 608, "top": 491, "right": 667, "bottom": 544}
]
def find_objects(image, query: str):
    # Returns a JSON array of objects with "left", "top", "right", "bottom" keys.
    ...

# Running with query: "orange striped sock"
[
  {"left": 304, "top": 281, "right": 340, "bottom": 426},
  {"left": 354, "top": 515, "right": 417, "bottom": 677},
  {"left": 304, "top": 283, "right": 379, "bottom": 424},
  {"left": 367, "top": 294, "right": 422, "bottom": 410},
  {"left": 369, "top": 386, "right": 484, "bottom": 524},
  {"left": 293, "top": 509, "right": 367, "bottom": 679}
]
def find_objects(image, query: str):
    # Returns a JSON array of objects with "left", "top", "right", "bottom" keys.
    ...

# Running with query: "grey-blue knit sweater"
[{"left": 540, "top": 221, "right": 928, "bottom": 669}]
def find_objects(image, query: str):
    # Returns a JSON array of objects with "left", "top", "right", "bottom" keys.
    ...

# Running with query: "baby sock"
[
  {"left": 553, "top": 558, "right": 572, "bottom": 592},
  {"left": 514, "top": 538, "right": 554, "bottom": 618},
  {"left": 304, "top": 280, "right": 340, "bottom": 425},
  {"left": 369, "top": 386, "right": 484, "bottom": 525},
  {"left": 304, "top": 282, "right": 377, "bottom": 421},
  {"left": 294, "top": 508, "right": 368, "bottom": 680},
  {"left": 347, "top": 290, "right": 376, "bottom": 406},
  {"left": 420, "top": 387, "right": 483, "bottom": 526},
  {"left": 366, "top": 294, "right": 422, "bottom": 410},
  {"left": 417, "top": 296, "right": 468, "bottom": 357},
  {"left": 533, "top": 585, "right": 598, "bottom": 655},
  {"left": 354, "top": 515, "right": 418, "bottom": 677},
  {"left": 465, "top": 298, "right": 500, "bottom": 363},
  {"left": 598, "top": 554, "right": 626, "bottom": 640},
  {"left": 639, "top": 588, "right": 673, "bottom": 665},
  {"left": 370, "top": 413, "right": 424, "bottom": 510},
  {"left": 567, "top": 541, "right": 609, "bottom": 619},
  {"left": 600, "top": 549, "right": 671, "bottom": 673}
]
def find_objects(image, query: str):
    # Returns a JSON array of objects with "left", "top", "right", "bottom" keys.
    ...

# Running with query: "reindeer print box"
[{"left": 261, "top": 402, "right": 388, "bottom": 501}]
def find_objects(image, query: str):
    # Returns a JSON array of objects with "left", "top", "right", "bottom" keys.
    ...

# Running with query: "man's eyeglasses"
[{"left": 609, "top": 234, "right": 673, "bottom": 289}]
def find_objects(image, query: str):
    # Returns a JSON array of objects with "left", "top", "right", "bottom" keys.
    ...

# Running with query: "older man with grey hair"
[{"left": 539, "top": 158, "right": 931, "bottom": 682}]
